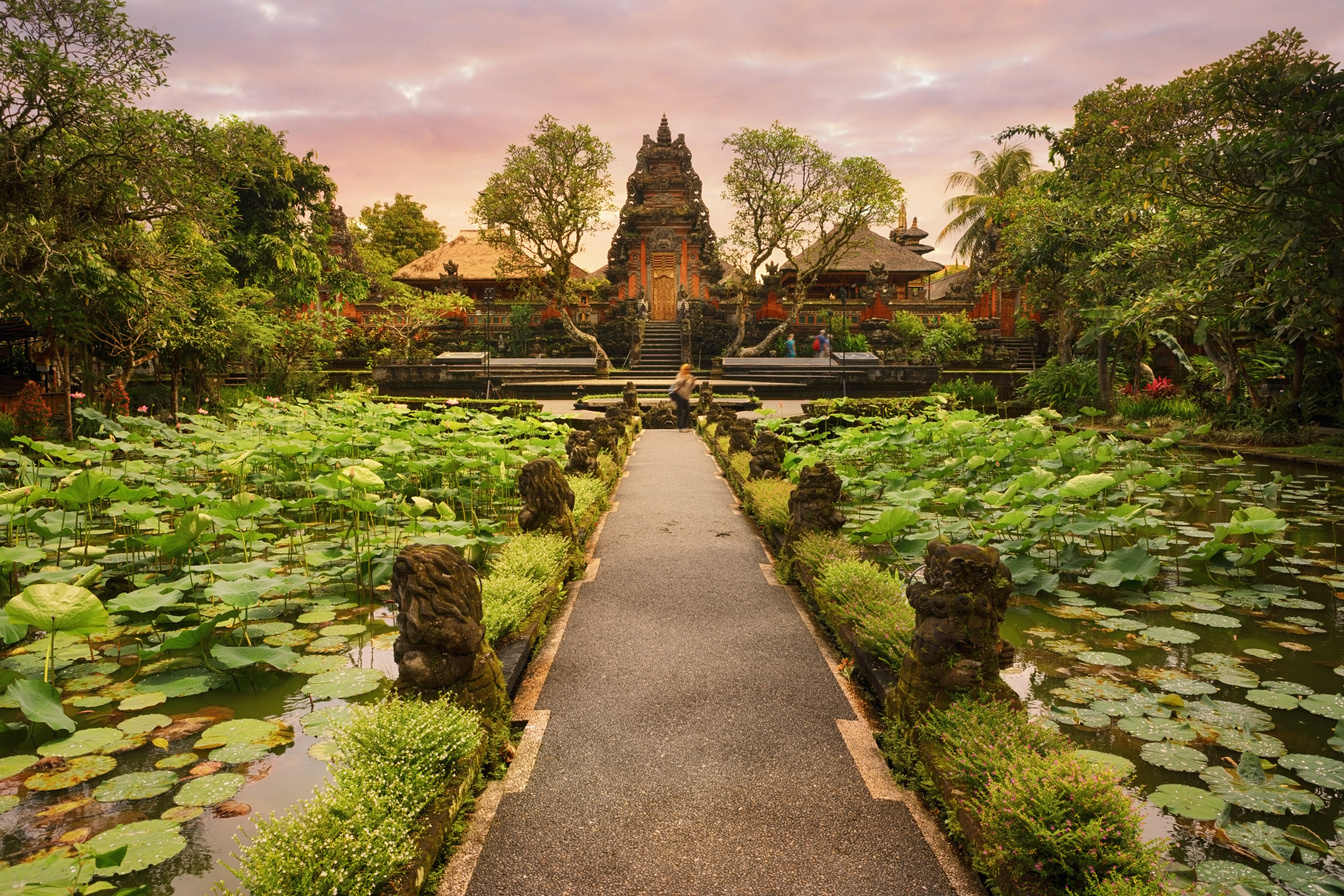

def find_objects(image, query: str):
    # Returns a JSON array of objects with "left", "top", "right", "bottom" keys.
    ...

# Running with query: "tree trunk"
[
  {"left": 55, "top": 344, "right": 74, "bottom": 442},
  {"left": 557, "top": 308, "right": 609, "bottom": 370},
  {"left": 170, "top": 364, "right": 181, "bottom": 425},
  {"left": 1097, "top": 330, "right": 1114, "bottom": 413},
  {"left": 1291, "top": 339, "right": 1305, "bottom": 406},
  {"left": 723, "top": 290, "right": 748, "bottom": 357},
  {"left": 741, "top": 285, "right": 805, "bottom": 358}
]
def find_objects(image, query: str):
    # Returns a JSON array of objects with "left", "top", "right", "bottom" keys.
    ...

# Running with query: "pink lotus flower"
[
  {"left": 197, "top": 407, "right": 206, "bottom": 414},
  {"left": 71, "top": 391, "right": 86, "bottom": 400},
  {"left": 137, "top": 405, "right": 148, "bottom": 413}
]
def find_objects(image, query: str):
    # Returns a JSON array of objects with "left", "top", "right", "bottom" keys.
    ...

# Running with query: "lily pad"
[
  {"left": 318, "top": 623, "right": 367, "bottom": 638},
  {"left": 195, "top": 718, "right": 286, "bottom": 750},
  {"left": 1302, "top": 694, "right": 1344, "bottom": 720},
  {"left": 1268, "top": 863, "right": 1344, "bottom": 896},
  {"left": 305, "top": 635, "right": 349, "bottom": 654},
  {"left": 288, "top": 654, "right": 348, "bottom": 675},
  {"left": 301, "top": 667, "right": 385, "bottom": 700},
  {"left": 1202, "top": 760, "right": 1324, "bottom": 815},
  {"left": 119, "top": 691, "right": 167, "bottom": 711},
  {"left": 117, "top": 713, "right": 174, "bottom": 736},
  {"left": 209, "top": 742, "right": 274, "bottom": 764},
  {"left": 155, "top": 753, "right": 200, "bottom": 770},
  {"left": 84, "top": 819, "right": 187, "bottom": 876},
  {"left": 1076, "top": 650, "right": 1131, "bottom": 667},
  {"left": 174, "top": 771, "right": 245, "bottom": 806},
  {"left": 296, "top": 609, "right": 336, "bottom": 625},
  {"left": 1140, "top": 742, "right": 1208, "bottom": 772},
  {"left": 138, "top": 668, "right": 229, "bottom": 698},
  {"left": 265, "top": 629, "right": 316, "bottom": 647},
  {"left": 25, "top": 754, "right": 118, "bottom": 790},
  {"left": 1264, "top": 680, "right": 1315, "bottom": 696},
  {"left": 37, "top": 727, "right": 124, "bottom": 757},
  {"left": 1278, "top": 754, "right": 1344, "bottom": 790},
  {"left": 161, "top": 805, "right": 203, "bottom": 822},
  {"left": 1218, "top": 729, "right": 1289, "bottom": 759},
  {"left": 1186, "top": 698, "right": 1274, "bottom": 732},
  {"left": 1119, "top": 717, "right": 1197, "bottom": 742},
  {"left": 1172, "top": 611, "right": 1242, "bottom": 628},
  {"left": 1072, "top": 750, "right": 1135, "bottom": 779},
  {"left": 1248, "top": 690, "right": 1302, "bottom": 710},
  {"left": 300, "top": 704, "right": 355, "bottom": 738},
  {"left": 1196, "top": 860, "right": 1284, "bottom": 894},
  {"left": 1050, "top": 706, "right": 1111, "bottom": 728},
  {"left": 1246, "top": 648, "right": 1284, "bottom": 660},
  {"left": 1150, "top": 783, "right": 1227, "bottom": 820},
  {"left": 0, "top": 754, "right": 38, "bottom": 778},
  {"left": 1222, "top": 821, "right": 1296, "bottom": 863},
  {"left": 93, "top": 770, "right": 179, "bottom": 802}
]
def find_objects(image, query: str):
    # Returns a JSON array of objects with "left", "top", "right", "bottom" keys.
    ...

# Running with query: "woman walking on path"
[{"left": 670, "top": 363, "right": 696, "bottom": 431}]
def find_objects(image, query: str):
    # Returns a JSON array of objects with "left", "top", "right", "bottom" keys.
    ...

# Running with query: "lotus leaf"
[
  {"left": 1150, "top": 783, "right": 1227, "bottom": 820},
  {"left": 37, "top": 727, "right": 124, "bottom": 757},
  {"left": 1050, "top": 706, "right": 1111, "bottom": 727},
  {"left": 1214, "top": 668, "right": 1263, "bottom": 689},
  {"left": 318, "top": 623, "right": 367, "bottom": 638},
  {"left": 1091, "top": 696, "right": 1166, "bottom": 719},
  {"left": 1137, "top": 669, "right": 1218, "bottom": 696},
  {"left": 1137, "top": 626, "right": 1200, "bottom": 645},
  {"left": 302, "top": 666, "right": 385, "bottom": 699},
  {"left": 1081, "top": 545, "right": 1161, "bottom": 588},
  {"left": 194, "top": 718, "right": 284, "bottom": 750},
  {"left": 1119, "top": 717, "right": 1197, "bottom": 742},
  {"left": 1268, "top": 863, "right": 1344, "bottom": 896},
  {"left": 308, "top": 739, "right": 339, "bottom": 761},
  {"left": 1222, "top": 821, "right": 1296, "bottom": 863},
  {"left": 8, "top": 677, "right": 75, "bottom": 732},
  {"left": 265, "top": 629, "right": 316, "bottom": 647},
  {"left": 119, "top": 691, "right": 167, "bottom": 711},
  {"left": 1096, "top": 617, "right": 1148, "bottom": 632},
  {"left": 288, "top": 655, "right": 347, "bottom": 675},
  {"left": 60, "top": 673, "right": 112, "bottom": 692},
  {"left": 174, "top": 771, "right": 245, "bottom": 806},
  {"left": 296, "top": 609, "right": 336, "bottom": 625},
  {"left": 210, "top": 645, "right": 298, "bottom": 670},
  {"left": 1272, "top": 596, "right": 1327, "bottom": 610},
  {"left": 70, "top": 695, "right": 112, "bottom": 708},
  {"left": 1186, "top": 698, "right": 1274, "bottom": 732},
  {"left": 117, "top": 713, "right": 173, "bottom": 736},
  {"left": 1201, "top": 765, "right": 1323, "bottom": 815},
  {"left": 84, "top": 819, "right": 187, "bottom": 876},
  {"left": 93, "top": 770, "right": 180, "bottom": 802},
  {"left": 1286, "top": 825, "right": 1331, "bottom": 856},
  {"left": 1072, "top": 750, "right": 1135, "bottom": 778},
  {"left": 1248, "top": 690, "right": 1302, "bottom": 710},
  {"left": 300, "top": 704, "right": 354, "bottom": 738},
  {"left": 1059, "top": 472, "right": 1117, "bottom": 499},
  {"left": 138, "top": 668, "right": 229, "bottom": 698},
  {"left": 155, "top": 753, "right": 199, "bottom": 770},
  {"left": 107, "top": 582, "right": 191, "bottom": 615},
  {"left": 5, "top": 583, "right": 109, "bottom": 636},
  {"left": 1076, "top": 650, "right": 1131, "bottom": 667},
  {"left": 1197, "top": 860, "right": 1285, "bottom": 895},
  {"left": 210, "top": 742, "right": 273, "bottom": 764},
  {"left": 161, "top": 805, "right": 203, "bottom": 822},
  {"left": 0, "top": 853, "right": 92, "bottom": 891},
  {"left": 1218, "top": 729, "right": 1288, "bottom": 758},
  {"left": 1140, "top": 742, "right": 1208, "bottom": 772},
  {"left": 340, "top": 465, "right": 384, "bottom": 490},
  {"left": 1277, "top": 754, "right": 1344, "bottom": 790},
  {"left": 243, "top": 621, "right": 293, "bottom": 638},
  {"left": 305, "top": 635, "right": 349, "bottom": 653},
  {"left": 1301, "top": 694, "right": 1344, "bottom": 720},
  {"left": 1172, "top": 611, "right": 1242, "bottom": 629},
  {"left": 26, "top": 754, "right": 117, "bottom": 790},
  {"left": 1264, "top": 680, "right": 1315, "bottom": 695},
  {"left": 1224, "top": 590, "right": 1274, "bottom": 609},
  {"left": 0, "top": 754, "right": 37, "bottom": 778}
]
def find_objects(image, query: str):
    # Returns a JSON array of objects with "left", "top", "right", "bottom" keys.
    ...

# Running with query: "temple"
[{"left": 601, "top": 115, "right": 722, "bottom": 320}]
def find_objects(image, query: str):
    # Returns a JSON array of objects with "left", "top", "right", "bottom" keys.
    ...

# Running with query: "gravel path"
[{"left": 460, "top": 429, "right": 969, "bottom": 895}]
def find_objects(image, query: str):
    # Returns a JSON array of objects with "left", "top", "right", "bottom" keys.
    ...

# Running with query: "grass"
[
  {"left": 569, "top": 474, "right": 610, "bottom": 523},
  {"left": 223, "top": 696, "right": 481, "bottom": 896},
  {"left": 814, "top": 559, "right": 914, "bottom": 668},
  {"left": 741, "top": 478, "right": 792, "bottom": 530},
  {"left": 481, "top": 572, "right": 543, "bottom": 644},
  {"left": 729, "top": 450, "right": 750, "bottom": 483}
]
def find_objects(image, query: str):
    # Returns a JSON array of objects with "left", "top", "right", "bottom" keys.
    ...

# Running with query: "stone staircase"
[
  {"left": 998, "top": 337, "right": 1040, "bottom": 370},
  {"left": 633, "top": 321, "right": 685, "bottom": 376}
]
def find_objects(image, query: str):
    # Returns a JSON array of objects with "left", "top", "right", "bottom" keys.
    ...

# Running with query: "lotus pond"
[
  {"left": 0, "top": 396, "right": 574, "bottom": 894},
  {"left": 775, "top": 408, "right": 1344, "bottom": 893}
]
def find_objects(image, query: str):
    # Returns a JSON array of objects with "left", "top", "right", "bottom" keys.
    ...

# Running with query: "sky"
[{"left": 125, "top": 0, "right": 1344, "bottom": 273}]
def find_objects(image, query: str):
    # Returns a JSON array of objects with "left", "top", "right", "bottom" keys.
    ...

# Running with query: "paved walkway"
[{"left": 449, "top": 430, "right": 974, "bottom": 896}]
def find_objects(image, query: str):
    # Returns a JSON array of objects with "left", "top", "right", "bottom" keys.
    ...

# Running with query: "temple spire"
[{"left": 657, "top": 114, "right": 671, "bottom": 145}]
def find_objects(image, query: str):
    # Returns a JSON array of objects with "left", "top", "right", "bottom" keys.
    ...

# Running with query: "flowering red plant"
[
  {"left": 14, "top": 381, "right": 49, "bottom": 439},
  {"left": 1143, "top": 377, "right": 1179, "bottom": 399},
  {"left": 101, "top": 379, "right": 130, "bottom": 418}
]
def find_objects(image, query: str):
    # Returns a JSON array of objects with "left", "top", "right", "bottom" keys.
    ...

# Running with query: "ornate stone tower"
[{"left": 605, "top": 116, "right": 722, "bottom": 321}]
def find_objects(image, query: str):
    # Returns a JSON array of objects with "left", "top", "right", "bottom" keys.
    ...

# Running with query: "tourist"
[
  {"left": 785, "top": 333, "right": 796, "bottom": 357},
  {"left": 819, "top": 330, "right": 831, "bottom": 358},
  {"left": 669, "top": 363, "right": 696, "bottom": 431}
]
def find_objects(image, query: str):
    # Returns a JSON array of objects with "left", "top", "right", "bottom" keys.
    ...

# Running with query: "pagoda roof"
[
  {"left": 393, "top": 230, "right": 586, "bottom": 285},
  {"left": 789, "top": 227, "right": 944, "bottom": 275}
]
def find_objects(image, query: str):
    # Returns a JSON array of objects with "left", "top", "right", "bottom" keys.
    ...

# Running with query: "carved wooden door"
[{"left": 650, "top": 252, "right": 677, "bottom": 320}]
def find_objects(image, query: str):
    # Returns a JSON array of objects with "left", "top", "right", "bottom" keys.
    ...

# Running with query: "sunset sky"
[{"left": 125, "top": 0, "right": 1344, "bottom": 273}]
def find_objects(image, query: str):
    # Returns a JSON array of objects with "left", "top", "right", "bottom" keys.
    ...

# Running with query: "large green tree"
[
  {"left": 720, "top": 122, "right": 904, "bottom": 356},
  {"left": 471, "top": 115, "right": 615, "bottom": 366},
  {"left": 357, "top": 193, "right": 444, "bottom": 268}
]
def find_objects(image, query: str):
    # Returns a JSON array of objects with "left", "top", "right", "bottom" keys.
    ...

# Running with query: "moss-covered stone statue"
[
  {"left": 785, "top": 462, "right": 846, "bottom": 543},
  {"left": 749, "top": 428, "right": 786, "bottom": 479},
  {"left": 518, "top": 457, "right": 576, "bottom": 540},
  {"left": 622, "top": 380, "right": 639, "bottom": 414},
  {"left": 392, "top": 544, "right": 507, "bottom": 719},
  {"left": 565, "top": 429, "right": 597, "bottom": 476},
  {"left": 590, "top": 419, "right": 620, "bottom": 457},
  {"left": 728, "top": 419, "right": 755, "bottom": 455},
  {"left": 643, "top": 402, "right": 677, "bottom": 429},
  {"left": 891, "top": 538, "right": 1018, "bottom": 722}
]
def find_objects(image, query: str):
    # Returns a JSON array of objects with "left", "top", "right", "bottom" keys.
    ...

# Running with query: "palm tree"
[{"left": 938, "top": 144, "right": 1035, "bottom": 262}]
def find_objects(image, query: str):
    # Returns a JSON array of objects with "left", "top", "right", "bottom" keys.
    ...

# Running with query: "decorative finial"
[{"left": 657, "top": 115, "right": 671, "bottom": 145}]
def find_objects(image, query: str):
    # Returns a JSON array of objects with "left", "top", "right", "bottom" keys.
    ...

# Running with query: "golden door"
[{"left": 650, "top": 252, "right": 677, "bottom": 321}]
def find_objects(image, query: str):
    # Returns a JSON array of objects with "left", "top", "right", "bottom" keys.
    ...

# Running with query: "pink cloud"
[{"left": 128, "top": 0, "right": 1344, "bottom": 270}]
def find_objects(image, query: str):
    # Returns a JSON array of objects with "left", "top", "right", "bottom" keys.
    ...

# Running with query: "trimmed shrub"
[
  {"left": 13, "top": 382, "right": 48, "bottom": 440},
  {"left": 490, "top": 532, "right": 571, "bottom": 585},
  {"left": 481, "top": 572, "right": 543, "bottom": 645},
  {"left": 569, "top": 474, "right": 609, "bottom": 524},
  {"left": 742, "top": 478, "right": 792, "bottom": 530},
  {"left": 224, "top": 696, "right": 481, "bottom": 896},
  {"left": 790, "top": 531, "right": 862, "bottom": 572},
  {"left": 814, "top": 559, "right": 914, "bottom": 667},
  {"left": 920, "top": 697, "right": 1065, "bottom": 799}
]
